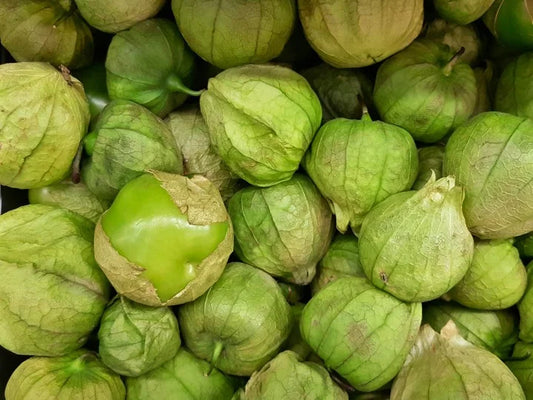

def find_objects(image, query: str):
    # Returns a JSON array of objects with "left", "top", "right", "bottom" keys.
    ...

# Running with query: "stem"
[
  {"left": 358, "top": 94, "right": 372, "bottom": 122},
  {"left": 166, "top": 75, "right": 204, "bottom": 97},
  {"left": 206, "top": 341, "right": 224, "bottom": 376},
  {"left": 71, "top": 142, "right": 84, "bottom": 183},
  {"left": 443, "top": 47, "right": 465, "bottom": 76}
]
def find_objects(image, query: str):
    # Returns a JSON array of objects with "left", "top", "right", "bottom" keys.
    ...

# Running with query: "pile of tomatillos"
[{"left": 0, "top": 0, "right": 532, "bottom": 399}]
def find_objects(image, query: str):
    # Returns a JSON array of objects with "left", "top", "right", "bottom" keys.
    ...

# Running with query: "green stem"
[
  {"left": 442, "top": 47, "right": 465, "bottom": 76},
  {"left": 359, "top": 95, "right": 372, "bottom": 122},
  {"left": 166, "top": 75, "right": 204, "bottom": 96},
  {"left": 206, "top": 341, "right": 224, "bottom": 376}
]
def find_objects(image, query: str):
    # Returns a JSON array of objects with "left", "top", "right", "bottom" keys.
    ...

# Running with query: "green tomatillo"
[
  {"left": 28, "top": 179, "right": 110, "bottom": 223},
  {"left": 178, "top": 262, "right": 292, "bottom": 376},
  {"left": 228, "top": 173, "right": 334, "bottom": 285},
  {"left": 81, "top": 100, "right": 183, "bottom": 202},
  {"left": 423, "top": 300, "right": 519, "bottom": 358},
  {"left": 374, "top": 39, "right": 478, "bottom": 143},
  {"left": 73, "top": 0, "right": 165, "bottom": 33},
  {"left": 433, "top": 0, "right": 496, "bottom": 25},
  {"left": 298, "top": 0, "right": 424, "bottom": 68},
  {"left": 0, "top": 62, "right": 90, "bottom": 189},
  {"left": 443, "top": 112, "right": 533, "bottom": 239},
  {"left": 495, "top": 52, "right": 533, "bottom": 119},
  {"left": 126, "top": 348, "right": 236, "bottom": 400},
  {"left": 300, "top": 276, "right": 422, "bottom": 392},
  {"left": 303, "top": 114, "right": 418, "bottom": 233},
  {"left": 106, "top": 18, "right": 200, "bottom": 118},
  {"left": 199, "top": 64, "right": 322, "bottom": 187},
  {"left": 5, "top": 350, "right": 125, "bottom": 400},
  {"left": 94, "top": 171, "right": 233, "bottom": 306},
  {"left": 0, "top": 0, "right": 93, "bottom": 69},
  {"left": 483, "top": 0, "right": 533, "bottom": 51},
  {"left": 172, "top": 0, "right": 296, "bottom": 69},
  {"left": 0, "top": 204, "right": 110, "bottom": 356}
]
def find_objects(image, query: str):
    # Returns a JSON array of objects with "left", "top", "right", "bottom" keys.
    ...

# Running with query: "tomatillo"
[{"left": 94, "top": 171, "right": 233, "bottom": 306}]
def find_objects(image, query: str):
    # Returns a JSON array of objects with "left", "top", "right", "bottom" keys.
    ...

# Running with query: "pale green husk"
[
  {"left": 228, "top": 174, "right": 333, "bottom": 285},
  {"left": 166, "top": 105, "right": 242, "bottom": 201},
  {"left": 199, "top": 64, "right": 322, "bottom": 187},
  {"left": 0, "top": 204, "right": 110, "bottom": 356},
  {"left": 98, "top": 296, "right": 181, "bottom": 377},
  {"left": 5, "top": 350, "right": 125, "bottom": 400},
  {"left": 126, "top": 348, "right": 235, "bottom": 400},
  {"left": 298, "top": 0, "right": 424, "bottom": 67},
  {"left": 303, "top": 116, "right": 418, "bottom": 233},
  {"left": 390, "top": 322, "right": 525, "bottom": 399},
  {"left": 424, "top": 19, "right": 482, "bottom": 64},
  {"left": 423, "top": 300, "right": 518, "bottom": 358},
  {"left": 495, "top": 52, "right": 533, "bottom": 119},
  {"left": 94, "top": 170, "right": 233, "bottom": 306},
  {"left": 172, "top": 0, "right": 296, "bottom": 69},
  {"left": 105, "top": 18, "right": 197, "bottom": 117},
  {"left": 28, "top": 180, "right": 110, "bottom": 223},
  {"left": 73, "top": 0, "right": 165, "bottom": 33},
  {"left": 82, "top": 100, "right": 183, "bottom": 201},
  {"left": 448, "top": 239, "right": 527, "bottom": 310},
  {"left": 433, "top": 0, "right": 495, "bottom": 25},
  {"left": 518, "top": 261, "right": 533, "bottom": 342},
  {"left": 237, "top": 351, "right": 348, "bottom": 399},
  {"left": 300, "top": 276, "right": 422, "bottom": 392},
  {"left": 311, "top": 234, "right": 365, "bottom": 294},
  {"left": 359, "top": 175, "right": 474, "bottom": 302},
  {"left": 0, "top": 62, "right": 90, "bottom": 189},
  {"left": 443, "top": 112, "right": 533, "bottom": 239},
  {"left": 178, "top": 262, "right": 292, "bottom": 376},
  {"left": 0, "top": 0, "right": 93, "bottom": 69},
  {"left": 373, "top": 39, "right": 477, "bottom": 143},
  {"left": 506, "top": 341, "right": 533, "bottom": 398},
  {"left": 412, "top": 145, "right": 445, "bottom": 190}
]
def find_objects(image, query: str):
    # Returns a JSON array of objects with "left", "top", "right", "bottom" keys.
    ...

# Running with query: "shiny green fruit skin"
[
  {"left": 74, "top": 62, "right": 110, "bottom": 123},
  {"left": 300, "top": 277, "right": 422, "bottom": 392},
  {"left": 443, "top": 112, "right": 533, "bottom": 239},
  {"left": 374, "top": 39, "right": 477, "bottom": 143},
  {"left": 172, "top": 0, "right": 296, "bottom": 69},
  {"left": 99, "top": 172, "right": 229, "bottom": 305}
]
